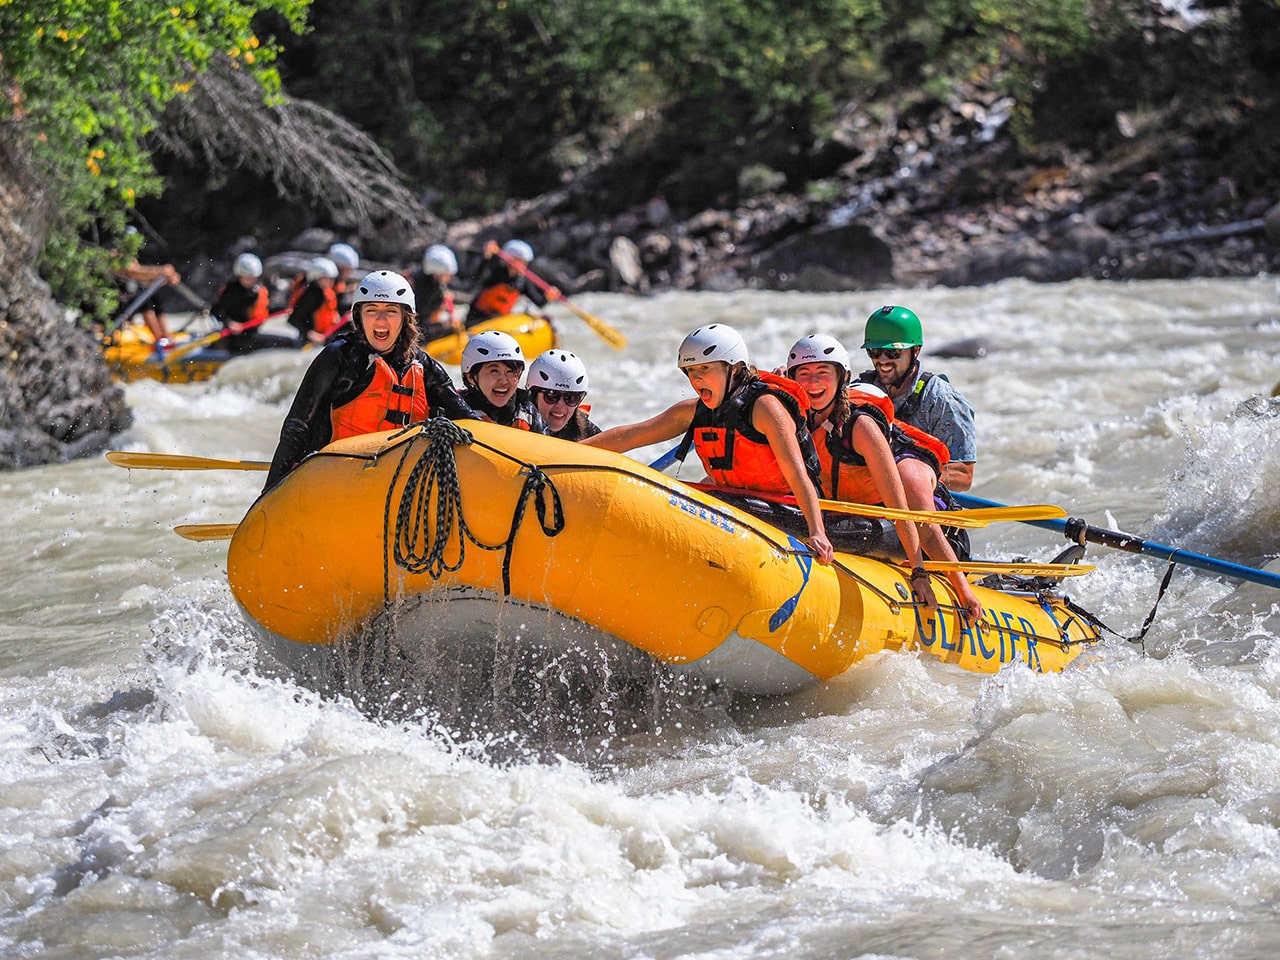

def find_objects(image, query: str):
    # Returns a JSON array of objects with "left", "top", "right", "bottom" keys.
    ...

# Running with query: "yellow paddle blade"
[
  {"left": 947, "top": 504, "right": 1068, "bottom": 523},
  {"left": 822, "top": 501, "right": 1068, "bottom": 528},
  {"left": 922, "top": 560, "right": 1095, "bottom": 578},
  {"left": 107, "top": 451, "right": 270, "bottom": 471},
  {"left": 173, "top": 523, "right": 238, "bottom": 542},
  {"left": 564, "top": 301, "right": 627, "bottom": 350},
  {"left": 816, "top": 498, "right": 989, "bottom": 528}
]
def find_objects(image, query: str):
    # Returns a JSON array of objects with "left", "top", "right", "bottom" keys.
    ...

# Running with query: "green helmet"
[{"left": 862, "top": 305, "right": 923, "bottom": 350}]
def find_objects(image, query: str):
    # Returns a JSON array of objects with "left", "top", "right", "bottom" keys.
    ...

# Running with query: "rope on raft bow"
[{"left": 383, "top": 419, "right": 564, "bottom": 602}]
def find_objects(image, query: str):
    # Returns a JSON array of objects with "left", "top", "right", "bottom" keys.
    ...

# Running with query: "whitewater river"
[{"left": 4, "top": 276, "right": 1280, "bottom": 959}]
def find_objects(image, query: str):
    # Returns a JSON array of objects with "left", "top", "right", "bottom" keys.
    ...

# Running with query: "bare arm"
[
  {"left": 753, "top": 396, "right": 832, "bottom": 565},
  {"left": 942, "top": 460, "right": 974, "bottom": 492},
  {"left": 118, "top": 261, "right": 180, "bottom": 285},
  {"left": 850, "top": 418, "right": 937, "bottom": 610},
  {"left": 850, "top": 418, "right": 926, "bottom": 567},
  {"left": 581, "top": 398, "right": 698, "bottom": 453}
]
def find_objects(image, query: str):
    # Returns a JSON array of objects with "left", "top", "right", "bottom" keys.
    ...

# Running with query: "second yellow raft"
[{"left": 425, "top": 313, "right": 558, "bottom": 366}]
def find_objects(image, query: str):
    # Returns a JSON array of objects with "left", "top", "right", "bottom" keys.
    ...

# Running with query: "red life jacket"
[
  {"left": 471, "top": 283, "right": 520, "bottom": 319},
  {"left": 438, "top": 290, "right": 456, "bottom": 324},
  {"left": 330, "top": 355, "right": 429, "bottom": 440},
  {"left": 678, "top": 371, "right": 821, "bottom": 494},
  {"left": 813, "top": 386, "right": 950, "bottom": 503}
]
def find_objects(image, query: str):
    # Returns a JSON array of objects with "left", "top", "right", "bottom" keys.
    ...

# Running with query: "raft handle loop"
[
  {"left": 1061, "top": 559, "right": 1177, "bottom": 655},
  {"left": 499, "top": 467, "right": 565, "bottom": 594}
]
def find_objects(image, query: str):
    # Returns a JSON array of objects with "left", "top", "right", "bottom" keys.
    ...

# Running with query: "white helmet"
[
  {"left": 327, "top": 242, "right": 360, "bottom": 270},
  {"left": 232, "top": 252, "right": 263, "bottom": 279},
  {"left": 528, "top": 350, "right": 588, "bottom": 393},
  {"left": 787, "top": 333, "right": 850, "bottom": 377},
  {"left": 462, "top": 330, "right": 525, "bottom": 373},
  {"left": 501, "top": 239, "right": 534, "bottom": 262},
  {"left": 677, "top": 323, "right": 749, "bottom": 370},
  {"left": 351, "top": 270, "right": 415, "bottom": 313},
  {"left": 306, "top": 256, "right": 339, "bottom": 281},
  {"left": 423, "top": 244, "right": 458, "bottom": 276}
]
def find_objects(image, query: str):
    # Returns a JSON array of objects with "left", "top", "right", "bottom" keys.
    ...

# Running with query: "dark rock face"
[
  {"left": 441, "top": 8, "right": 1280, "bottom": 297},
  {"left": 0, "top": 151, "right": 132, "bottom": 471}
]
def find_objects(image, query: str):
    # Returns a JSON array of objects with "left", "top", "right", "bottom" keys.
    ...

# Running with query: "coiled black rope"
[{"left": 381, "top": 420, "right": 565, "bottom": 603}]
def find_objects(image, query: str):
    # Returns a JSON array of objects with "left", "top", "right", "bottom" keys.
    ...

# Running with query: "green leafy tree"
[{"left": 0, "top": 0, "right": 310, "bottom": 314}]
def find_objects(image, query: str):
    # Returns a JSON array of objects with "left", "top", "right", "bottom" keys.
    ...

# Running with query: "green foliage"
[
  {"left": 283, "top": 0, "right": 1121, "bottom": 216},
  {"left": 0, "top": 0, "right": 310, "bottom": 312}
]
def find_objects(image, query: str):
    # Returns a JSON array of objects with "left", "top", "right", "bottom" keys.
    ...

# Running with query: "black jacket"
[{"left": 264, "top": 337, "right": 477, "bottom": 490}]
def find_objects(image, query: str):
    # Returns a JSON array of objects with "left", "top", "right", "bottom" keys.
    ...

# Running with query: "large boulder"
[
  {"left": 743, "top": 223, "right": 895, "bottom": 291},
  {"left": 0, "top": 149, "right": 132, "bottom": 470}
]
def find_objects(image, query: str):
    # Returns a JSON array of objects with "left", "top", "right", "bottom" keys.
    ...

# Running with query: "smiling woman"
[
  {"left": 262, "top": 270, "right": 480, "bottom": 491},
  {"left": 584, "top": 323, "right": 835, "bottom": 565}
]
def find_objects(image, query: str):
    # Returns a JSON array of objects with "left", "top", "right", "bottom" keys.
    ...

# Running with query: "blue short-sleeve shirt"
[{"left": 861, "top": 368, "right": 977, "bottom": 464}]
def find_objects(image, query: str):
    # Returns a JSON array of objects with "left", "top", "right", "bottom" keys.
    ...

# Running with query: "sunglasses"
[
  {"left": 534, "top": 389, "right": 586, "bottom": 407},
  {"left": 866, "top": 347, "right": 905, "bottom": 360}
]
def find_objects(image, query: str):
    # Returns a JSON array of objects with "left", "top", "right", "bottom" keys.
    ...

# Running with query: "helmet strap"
[{"left": 885, "top": 351, "right": 920, "bottom": 392}]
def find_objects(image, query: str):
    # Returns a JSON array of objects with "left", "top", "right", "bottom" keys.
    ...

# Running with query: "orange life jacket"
[
  {"left": 471, "top": 283, "right": 520, "bottom": 319},
  {"left": 678, "top": 371, "right": 821, "bottom": 494},
  {"left": 329, "top": 355, "right": 429, "bottom": 440},
  {"left": 814, "top": 386, "right": 950, "bottom": 503},
  {"left": 247, "top": 284, "right": 269, "bottom": 324},
  {"left": 287, "top": 273, "right": 306, "bottom": 310},
  {"left": 313, "top": 288, "right": 343, "bottom": 337}
]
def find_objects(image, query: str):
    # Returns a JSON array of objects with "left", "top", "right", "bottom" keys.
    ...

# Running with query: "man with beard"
[{"left": 855, "top": 305, "right": 977, "bottom": 492}]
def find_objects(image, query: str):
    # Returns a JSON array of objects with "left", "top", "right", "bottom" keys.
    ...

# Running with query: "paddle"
[
  {"left": 953, "top": 491, "right": 1280, "bottom": 590},
  {"left": 493, "top": 248, "right": 627, "bottom": 350},
  {"left": 648, "top": 446, "right": 680, "bottom": 471},
  {"left": 919, "top": 560, "right": 1094, "bottom": 578},
  {"left": 105, "top": 276, "right": 170, "bottom": 336},
  {"left": 173, "top": 281, "right": 211, "bottom": 311},
  {"left": 107, "top": 451, "right": 270, "bottom": 471},
  {"left": 689, "top": 482, "right": 1066, "bottom": 529},
  {"left": 174, "top": 523, "right": 239, "bottom": 542},
  {"left": 160, "top": 310, "right": 287, "bottom": 364}
]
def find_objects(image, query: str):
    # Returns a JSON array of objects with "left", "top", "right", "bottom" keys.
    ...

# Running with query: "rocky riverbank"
[
  {"left": 0, "top": 147, "right": 132, "bottom": 471},
  {"left": 439, "top": 89, "right": 1280, "bottom": 298},
  {"left": 3, "top": 0, "right": 1279, "bottom": 471}
]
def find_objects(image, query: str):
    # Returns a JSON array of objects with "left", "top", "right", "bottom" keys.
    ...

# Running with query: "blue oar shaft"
[
  {"left": 954, "top": 492, "right": 1280, "bottom": 590},
  {"left": 648, "top": 446, "right": 679, "bottom": 471}
]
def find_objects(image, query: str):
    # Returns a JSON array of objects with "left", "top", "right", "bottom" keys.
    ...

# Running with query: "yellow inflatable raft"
[
  {"left": 425, "top": 313, "right": 558, "bottom": 366},
  {"left": 227, "top": 421, "right": 1102, "bottom": 696},
  {"left": 101, "top": 325, "right": 228, "bottom": 384}
]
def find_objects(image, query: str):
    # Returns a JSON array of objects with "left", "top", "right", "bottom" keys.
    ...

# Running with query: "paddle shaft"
[
  {"left": 686, "top": 483, "right": 1064, "bottom": 529},
  {"left": 107, "top": 276, "right": 169, "bottom": 334},
  {"left": 161, "top": 310, "right": 286, "bottom": 363},
  {"left": 953, "top": 492, "right": 1280, "bottom": 590},
  {"left": 107, "top": 451, "right": 270, "bottom": 471},
  {"left": 648, "top": 447, "right": 680, "bottom": 471},
  {"left": 493, "top": 248, "right": 626, "bottom": 349}
]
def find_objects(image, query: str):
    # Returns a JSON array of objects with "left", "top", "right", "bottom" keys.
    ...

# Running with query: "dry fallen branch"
[{"left": 154, "top": 56, "right": 435, "bottom": 236}]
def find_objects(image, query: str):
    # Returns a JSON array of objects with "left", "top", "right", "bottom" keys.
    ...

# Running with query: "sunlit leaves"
[{"left": 0, "top": 0, "right": 310, "bottom": 307}]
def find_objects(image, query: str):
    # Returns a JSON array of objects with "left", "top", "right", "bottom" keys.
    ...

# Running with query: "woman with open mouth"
[{"left": 262, "top": 270, "right": 478, "bottom": 491}]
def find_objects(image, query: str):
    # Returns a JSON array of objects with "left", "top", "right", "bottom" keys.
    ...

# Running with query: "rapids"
[{"left": 3, "top": 277, "right": 1280, "bottom": 958}]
